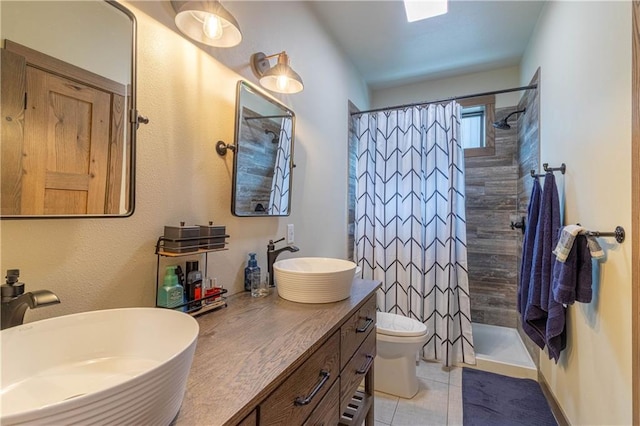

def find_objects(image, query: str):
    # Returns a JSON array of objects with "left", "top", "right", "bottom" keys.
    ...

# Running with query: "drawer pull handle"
[
  {"left": 294, "top": 370, "right": 330, "bottom": 406},
  {"left": 356, "top": 317, "right": 374, "bottom": 333},
  {"left": 356, "top": 354, "right": 374, "bottom": 374}
]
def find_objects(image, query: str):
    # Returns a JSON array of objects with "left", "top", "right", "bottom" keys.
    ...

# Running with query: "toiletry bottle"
[
  {"left": 185, "top": 261, "right": 203, "bottom": 311},
  {"left": 244, "top": 253, "right": 260, "bottom": 291},
  {"left": 202, "top": 277, "right": 211, "bottom": 305},
  {"left": 157, "top": 266, "right": 185, "bottom": 310},
  {"left": 203, "top": 277, "right": 220, "bottom": 305},
  {"left": 175, "top": 265, "right": 186, "bottom": 306},
  {"left": 212, "top": 278, "right": 224, "bottom": 302}
]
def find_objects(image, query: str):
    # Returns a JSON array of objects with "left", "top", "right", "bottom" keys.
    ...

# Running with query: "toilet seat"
[{"left": 376, "top": 312, "right": 427, "bottom": 337}]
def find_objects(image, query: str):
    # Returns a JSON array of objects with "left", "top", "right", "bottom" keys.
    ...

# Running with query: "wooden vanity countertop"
[{"left": 174, "top": 278, "right": 380, "bottom": 426}]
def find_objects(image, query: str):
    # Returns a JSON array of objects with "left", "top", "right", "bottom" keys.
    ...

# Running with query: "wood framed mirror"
[{"left": 0, "top": 0, "right": 138, "bottom": 218}]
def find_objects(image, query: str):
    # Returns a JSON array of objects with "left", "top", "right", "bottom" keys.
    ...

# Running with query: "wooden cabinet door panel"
[
  {"left": 260, "top": 331, "right": 340, "bottom": 426},
  {"left": 340, "top": 295, "right": 377, "bottom": 369},
  {"left": 22, "top": 66, "right": 110, "bottom": 214},
  {"left": 304, "top": 379, "right": 340, "bottom": 426},
  {"left": 0, "top": 49, "right": 26, "bottom": 215},
  {"left": 340, "top": 327, "right": 375, "bottom": 416},
  {"left": 236, "top": 409, "right": 257, "bottom": 426}
]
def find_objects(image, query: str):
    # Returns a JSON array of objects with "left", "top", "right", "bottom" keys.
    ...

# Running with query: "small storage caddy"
[{"left": 154, "top": 231, "right": 230, "bottom": 316}]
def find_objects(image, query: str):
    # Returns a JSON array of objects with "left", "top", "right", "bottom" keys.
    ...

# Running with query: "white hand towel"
[
  {"left": 553, "top": 224, "right": 585, "bottom": 263},
  {"left": 586, "top": 235, "right": 605, "bottom": 260}
]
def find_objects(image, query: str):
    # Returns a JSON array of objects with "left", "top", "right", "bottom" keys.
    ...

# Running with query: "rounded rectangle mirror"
[
  {"left": 232, "top": 81, "right": 295, "bottom": 217},
  {"left": 1, "top": 0, "right": 138, "bottom": 218}
]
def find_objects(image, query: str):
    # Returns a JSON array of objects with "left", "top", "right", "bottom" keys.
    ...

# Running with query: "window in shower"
[
  {"left": 461, "top": 105, "right": 486, "bottom": 149},
  {"left": 458, "top": 94, "right": 496, "bottom": 157}
]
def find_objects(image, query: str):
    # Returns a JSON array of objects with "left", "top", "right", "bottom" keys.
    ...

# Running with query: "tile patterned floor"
[{"left": 373, "top": 360, "right": 463, "bottom": 426}]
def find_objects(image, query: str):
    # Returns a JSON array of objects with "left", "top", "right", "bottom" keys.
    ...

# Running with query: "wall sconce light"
[
  {"left": 171, "top": 1, "right": 242, "bottom": 47},
  {"left": 250, "top": 51, "right": 304, "bottom": 94}
]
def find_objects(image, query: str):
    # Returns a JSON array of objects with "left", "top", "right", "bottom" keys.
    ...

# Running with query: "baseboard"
[{"left": 538, "top": 371, "right": 570, "bottom": 426}]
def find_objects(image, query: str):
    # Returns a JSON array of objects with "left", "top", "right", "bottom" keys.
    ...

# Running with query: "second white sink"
[
  {"left": 1, "top": 307, "right": 198, "bottom": 425},
  {"left": 273, "top": 257, "right": 357, "bottom": 303}
]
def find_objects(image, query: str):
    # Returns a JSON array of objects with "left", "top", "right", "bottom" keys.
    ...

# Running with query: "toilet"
[{"left": 375, "top": 312, "right": 429, "bottom": 398}]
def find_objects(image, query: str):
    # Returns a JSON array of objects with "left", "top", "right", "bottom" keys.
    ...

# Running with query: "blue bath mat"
[{"left": 462, "top": 368, "right": 557, "bottom": 426}]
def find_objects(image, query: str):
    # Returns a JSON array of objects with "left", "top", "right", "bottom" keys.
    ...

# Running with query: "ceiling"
[{"left": 307, "top": 0, "right": 546, "bottom": 89}]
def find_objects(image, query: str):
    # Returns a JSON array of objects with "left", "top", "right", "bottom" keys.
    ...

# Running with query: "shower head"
[
  {"left": 492, "top": 108, "right": 526, "bottom": 130},
  {"left": 492, "top": 119, "right": 512, "bottom": 130},
  {"left": 265, "top": 129, "right": 279, "bottom": 143}
]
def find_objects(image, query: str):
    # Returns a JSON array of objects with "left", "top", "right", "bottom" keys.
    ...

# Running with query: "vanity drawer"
[
  {"left": 260, "top": 331, "right": 340, "bottom": 426},
  {"left": 340, "top": 325, "right": 376, "bottom": 415},
  {"left": 340, "top": 294, "right": 376, "bottom": 368},
  {"left": 303, "top": 379, "right": 340, "bottom": 426},
  {"left": 236, "top": 409, "right": 257, "bottom": 426}
]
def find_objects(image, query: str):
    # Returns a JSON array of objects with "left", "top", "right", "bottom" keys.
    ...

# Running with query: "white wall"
[
  {"left": 0, "top": 1, "right": 369, "bottom": 322},
  {"left": 1, "top": 1, "right": 131, "bottom": 84},
  {"left": 371, "top": 65, "right": 521, "bottom": 109},
  {"left": 521, "top": 2, "right": 633, "bottom": 424}
]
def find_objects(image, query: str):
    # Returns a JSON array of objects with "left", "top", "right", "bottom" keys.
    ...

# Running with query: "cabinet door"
[
  {"left": 21, "top": 66, "right": 111, "bottom": 215},
  {"left": 260, "top": 331, "right": 340, "bottom": 425},
  {"left": 303, "top": 380, "right": 340, "bottom": 426},
  {"left": 340, "top": 327, "right": 375, "bottom": 416},
  {"left": 341, "top": 295, "right": 376, "bottom": 368},
  {"left": 237, "top": 409, "right": 257, "bottom": 426},
  {"left": 0, "top": 49, "right": 26, "bottom": 215}
]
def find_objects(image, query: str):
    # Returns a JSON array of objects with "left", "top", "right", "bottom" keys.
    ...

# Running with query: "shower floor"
[{"left": 465, "top": 322, "right": 537, "bottom": 380}]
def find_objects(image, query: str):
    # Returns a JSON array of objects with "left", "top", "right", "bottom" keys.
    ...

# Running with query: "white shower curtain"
[
  {"left": 268, "top": 118, "right": 292, "bottom": 215},
  {"left": 354, "top": 102, "right": 475, "bottom": 366}
]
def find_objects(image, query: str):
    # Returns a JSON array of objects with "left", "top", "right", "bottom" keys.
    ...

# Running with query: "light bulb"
[
  {"left": 203, "top": 14, "right": 223, "bottom": 40},
  {"left": 276, "top": 75, "right": 289, "bottom": 92}
]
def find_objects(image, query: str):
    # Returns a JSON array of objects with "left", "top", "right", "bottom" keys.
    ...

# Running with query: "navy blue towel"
[
  {"left": 552, "top": 235, "right": 593, "bottom": 305},
  {"left": 518, "top": 177, "right": 545, "bottom": 349},
  {"left": 524, "top": 172, "right": 566, "bottom": 363}
]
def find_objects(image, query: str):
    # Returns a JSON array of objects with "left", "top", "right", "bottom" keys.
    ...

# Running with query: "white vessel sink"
[
  {"left": 273, "top": 257, "right": 357, "bottom": 303},
  {"left": 1, "top": 308, "right": 199, "bottom": 426}
]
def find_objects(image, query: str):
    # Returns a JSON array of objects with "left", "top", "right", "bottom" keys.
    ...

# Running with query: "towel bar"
[
  {"left": 584, "top": 226, "right": 625, "bottom": 244},
  {"left": 543, "top": 163, "right": 566, "bottom": 174},
  {"left": 530, "top": 163, "right": 567, "bottom": 178}
]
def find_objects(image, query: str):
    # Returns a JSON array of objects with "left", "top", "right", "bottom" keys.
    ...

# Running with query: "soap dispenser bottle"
[
  {"left": 185, "top": 260, "right": 203, "bottom": 312},
  {"left": 244, "top": 253, "right": 260, "bottom": 292},
  {"left": 158, "top": 266, "right": 185, "bottom": 310}
]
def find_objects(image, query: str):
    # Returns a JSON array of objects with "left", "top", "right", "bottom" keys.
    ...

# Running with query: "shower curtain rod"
[
  {"left": 350, "top": 84, "right": 538, "bottom": 116},
  {"left": 244, "top": 114, "right": 291, "bottom": 120}
]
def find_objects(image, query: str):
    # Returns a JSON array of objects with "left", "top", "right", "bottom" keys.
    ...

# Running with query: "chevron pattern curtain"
[
  {"left": 268, "top": 118, "right": 292, "bottom": 215},
  {"left": 354, "top": 102, "right": 475, "bottom": 367}
]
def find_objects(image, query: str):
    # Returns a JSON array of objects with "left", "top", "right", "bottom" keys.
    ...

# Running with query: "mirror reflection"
[
  {"left": 0, "top": 0, "right": 136, "bottom": 217},
  {"left": 232, "top": 81, "right": 295, "bottom": 217}
]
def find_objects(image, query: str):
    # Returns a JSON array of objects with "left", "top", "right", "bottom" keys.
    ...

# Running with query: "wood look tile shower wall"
[
  {"left": 235, "top": 108, "right": 280, "bottom": 213},
  {"left": 465, "top": 106, "right": 521, "bottom": 328},
  {"left": 516, "top": 70, "right": 541, "bottom": 366}
]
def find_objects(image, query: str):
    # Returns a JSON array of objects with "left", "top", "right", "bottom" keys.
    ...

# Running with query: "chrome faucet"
[
  {"left": 267, "top": 238, "right": 299, "bottom": 287},
  {"left": 1, "top": 269, "right": 60, "bottom": 330}
]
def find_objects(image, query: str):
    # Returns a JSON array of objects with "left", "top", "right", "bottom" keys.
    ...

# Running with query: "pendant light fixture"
[
  {"left": 171, "top": 1, "right": 242, "bottom": 47},
  {"left": 250, "top": 51, "right": 304, "bottom": 94}
]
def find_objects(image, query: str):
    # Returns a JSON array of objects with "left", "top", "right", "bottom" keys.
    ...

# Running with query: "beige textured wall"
[
  {"left": 0, "top": 1, "right": 130, "bottom": 84},
  {"left": 0, "top": 1, "right": 368, "bottom": 322},
  {"left": 521, "top": 1, "right": 633, "bottom": 424},
  {"left": 371, "top": 65, "right": 521, "bottom": 109}
]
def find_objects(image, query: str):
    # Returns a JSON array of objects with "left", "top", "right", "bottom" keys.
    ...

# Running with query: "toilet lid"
[{"left": 376, "top": 312, "right": 428, "bottom": 337}]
